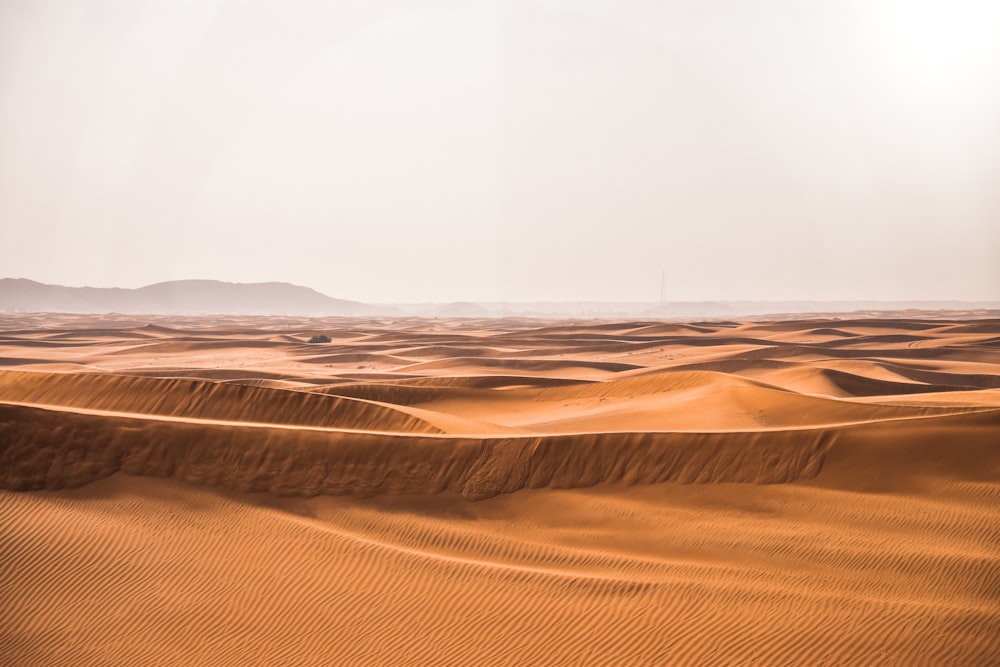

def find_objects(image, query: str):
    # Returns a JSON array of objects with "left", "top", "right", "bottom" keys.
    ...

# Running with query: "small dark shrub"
[{"left": 307, "top": 334, "right": 331, "bottom": 343}]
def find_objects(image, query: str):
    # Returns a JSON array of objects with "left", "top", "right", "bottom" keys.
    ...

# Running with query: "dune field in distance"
[{"left": 1, "top": 312, "right": 998, "bottom": 665}]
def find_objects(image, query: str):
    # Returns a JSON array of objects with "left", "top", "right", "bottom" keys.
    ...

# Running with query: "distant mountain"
[
  {"left": 0, "top": 279, "right": 390, "bottom": 316},
  {"left": 3, "top": 280, "right": 998, "bottom": 318}
]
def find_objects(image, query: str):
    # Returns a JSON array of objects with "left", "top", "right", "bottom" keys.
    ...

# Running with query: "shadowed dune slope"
[
  {"left": 0, "top": 370, "right": 441, "bottom": 434},
  {"left": 2, "top": 400, "right": 996, "bottom": 499},
  {"left": 0, "top": 402, "right": 839, "bottom": 500}
]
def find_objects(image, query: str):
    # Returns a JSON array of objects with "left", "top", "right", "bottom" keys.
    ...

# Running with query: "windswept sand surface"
[{"left": 2, "top": 314, "right": 999, "bottom": 665}]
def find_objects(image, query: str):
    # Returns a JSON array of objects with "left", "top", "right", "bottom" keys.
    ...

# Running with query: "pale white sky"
[{"left": 2, "top": 0, "right": 998, "bottom": 302}]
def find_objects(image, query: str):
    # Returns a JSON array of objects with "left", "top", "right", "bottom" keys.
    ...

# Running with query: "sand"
[{"left": 1, "top": 314, "right": 998, "bottom": 665}]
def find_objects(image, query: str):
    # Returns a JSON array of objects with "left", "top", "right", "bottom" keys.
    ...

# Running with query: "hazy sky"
[{"left": 2, "top": 0, "right": 998, "bottom": 303}]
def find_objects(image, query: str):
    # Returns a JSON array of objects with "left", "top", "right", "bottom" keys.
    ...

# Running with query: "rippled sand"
[{"left": 2, "top": 314, "right": 998, "bottom": 665}]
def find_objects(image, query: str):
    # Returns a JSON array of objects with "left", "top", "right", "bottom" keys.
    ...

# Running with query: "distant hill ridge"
[
  {"left": 3, "top": 278, "right": 998, "bottom": 318},
  {"left": 0, "top": 278, "right": 386, "bottom": 316}
]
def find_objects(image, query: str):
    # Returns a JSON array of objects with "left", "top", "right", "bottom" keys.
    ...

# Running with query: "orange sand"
[{"left": 1, "top": 314, "right": 998, "bottom": 664}]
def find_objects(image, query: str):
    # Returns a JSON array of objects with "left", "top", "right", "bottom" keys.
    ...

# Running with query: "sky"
[{"left": 1, "top": 0, "right": 999, "bottom": 303}]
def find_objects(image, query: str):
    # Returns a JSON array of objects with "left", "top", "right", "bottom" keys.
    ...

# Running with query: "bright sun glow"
[{"left": 856, "top": 0, "right": 1000, "bottom": 106}]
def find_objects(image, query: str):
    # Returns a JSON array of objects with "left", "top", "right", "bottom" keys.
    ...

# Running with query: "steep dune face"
[
  {"left": 3, "top": 399, "right": 995, "bottom": 500},
  {"left": 0, "top": 370, "right": 441, "bottom": 433},
  {"left": 0, "top": 402, "right": 836, "bottom": 500},
  {"left": 0, "top": 314, "right": 998, "bottom": 665}
]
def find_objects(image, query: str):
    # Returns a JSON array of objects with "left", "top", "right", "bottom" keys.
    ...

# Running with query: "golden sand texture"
[{"left": 1, "top": 314, "right": 998, "bottom": 665}]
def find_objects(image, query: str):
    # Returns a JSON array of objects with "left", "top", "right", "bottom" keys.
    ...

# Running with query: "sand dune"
[
  {"left": 0, "top": 370, "right": 441, "bottom": 433},
  {"left": 1, "top": 314, "right": 998, "bottom": 665}
]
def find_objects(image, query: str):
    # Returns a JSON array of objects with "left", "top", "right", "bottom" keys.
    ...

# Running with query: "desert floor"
[{"left": 1, "top": 314, "right": 998, "bottom": 665}]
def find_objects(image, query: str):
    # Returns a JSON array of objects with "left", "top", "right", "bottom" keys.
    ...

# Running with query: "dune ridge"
[
  {"left": 0, "top": 369, "right": 440, "bottom": 434},
  {"left": 0, "top": 401, "right": 840, "bottom": 500},
  {"left": 3, "top": 400, "right": 995, "bottom": 500}
]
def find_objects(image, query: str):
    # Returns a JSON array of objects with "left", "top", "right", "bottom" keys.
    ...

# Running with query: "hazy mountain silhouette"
[
  {"left": 3, "top": 279, "right": 999, "bottom": 318},
  {"left": 0, "top": 279, "right": 389, "bottom": 316}
]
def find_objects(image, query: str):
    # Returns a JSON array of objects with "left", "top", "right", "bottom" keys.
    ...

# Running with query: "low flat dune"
[{"left": 1, "top": 313, "right": 998, "bottom": 665}]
